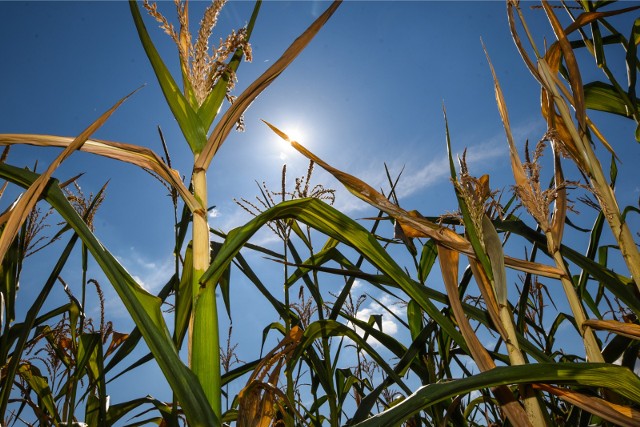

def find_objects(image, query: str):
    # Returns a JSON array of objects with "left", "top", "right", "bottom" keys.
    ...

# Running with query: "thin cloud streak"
[{"left": 324, "top": 120, "right": 543, "bottom": 215}]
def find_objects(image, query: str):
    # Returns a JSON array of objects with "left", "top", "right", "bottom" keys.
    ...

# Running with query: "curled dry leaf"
[
  {"left": 534, "top": 383, "right": 640, "bottom": 427},
  {"left": 582, "top": 319, "right": 640, "bottom": 340},
  {"left": 195, "top": 1, "right": 342, "bottom": 171},
  {"left": 0, "top": 90, "right": 135, "bottom": 265},
  {"left": 0, "top": 134, "right": 201, "bottom": 213},
  {"left": 482, "top": 42, "right": 528, "bottom": 191},
  {"left": 237, "top": 326, "right": 303, "bottom": 427},
  {"left": 263, "top": 120, "right": 565, "bottom": 280},
  {"left": 104, "top": 331, "right": 130, "bottom": 358},
  {"left": 437, "top": 246, "right": 532, "bottom": 427}
]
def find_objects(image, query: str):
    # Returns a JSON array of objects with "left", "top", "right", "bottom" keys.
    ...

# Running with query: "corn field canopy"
[{"left": 1, "top": 1, "right": 640, "bottom": 426}]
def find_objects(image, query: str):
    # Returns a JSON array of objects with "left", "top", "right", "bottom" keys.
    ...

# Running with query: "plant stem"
[
  {"left": 538, "top": 59, "right": 640, "bottom": 292},
  {"left": 546, "top": 232, "right": 603, "bottom": 363},
  {"left": 189, "top": 165, "right": 221, "bottom": 420},
  {"left": 283, "top": 236, "right": 295, "bottom": 426},
  {"left": 498, "top": 304, "right": 547, "bottom": 427}
]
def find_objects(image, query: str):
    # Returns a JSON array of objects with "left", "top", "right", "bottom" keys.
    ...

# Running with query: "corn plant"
[{"left": 0, "top": 1, "right": 340, "bottom": 425}]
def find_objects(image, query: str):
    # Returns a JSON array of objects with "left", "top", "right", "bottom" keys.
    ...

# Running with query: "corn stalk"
[{"left": 508, "top": 0, "right": 640, "bottom": 292}]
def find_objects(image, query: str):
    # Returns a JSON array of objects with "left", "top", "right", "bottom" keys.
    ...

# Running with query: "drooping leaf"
[
  {"left": 534, "top": 383, "right": 640, "bottom": 427},
  {"left": 0, "top": 133, "right": 200, "bottom": 212},
  {"left": 264, "top": 121, "right": 563, "bottom": 280},
  {"left": 584, "top": 81, "right": 639, "bottom": 118},
  {"left": 201, "top": 197, "right": 469, "bottom": 353},
  {"left": 194, "top": 1, "right": 342, "bottom": 170},
  {"left": 0, "top": 89, "right": 135, "bottom": 264},
  {"left": 353, "top": 363, "right": 640, "bottom": 426},
  {"left": 0, "top": 163, "right": 217, "bottom": 427}
]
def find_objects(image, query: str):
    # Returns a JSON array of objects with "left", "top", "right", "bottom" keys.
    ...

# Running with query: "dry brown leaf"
[
  {"left": 237, "top": 326, "right": 303, "bottom": 427},
  {"left": 482, "top": 42, "right": 528, "bottom": 190},
  {"left": 586, "top": 117, "right": 617, "bottom": 158},
  {"left": 0, "top": 91, "right": 136, "bottom": 264},
  {"left": 507, "top": 2, "right": 541, "bottom": 83},
  {"left": 468, "top": 258, "right": 508, "bottom": 341},
  {"left": 397, "top": 210, "right": 428, "bottom": 239},
  {"left": 437, "top": 246, "right": 532, "bottom": 427},
  {"left": 194, "top": 1, "right": 342, "bottom": 171},
  {"left": 265, "top": 121, "right": 566, "bottom": 281},
  {"left": 534, "top": 383, "right": 640, "bottom": 427},
  {"left": 105, "top": 331, "right": 130, "bottom": 358},
  {"left": 564, "top": 5, "right": 640, "bottom": 40},
  {"left": 582, "top": 319, "right": 640, "bottom": 340},
  {"left": 543, "top": 4, "right": 586, "bottom": 127},
  {"left": 0, "top": 134, "right": 200, "bottom": 213}
]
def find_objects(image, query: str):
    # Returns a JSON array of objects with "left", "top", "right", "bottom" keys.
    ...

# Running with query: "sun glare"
[
  {"left": 284, "top": 126, "right": 306, "bottom": 143},
  {"left": 274, "top": 123, "right": 308, "bottom": 161}
]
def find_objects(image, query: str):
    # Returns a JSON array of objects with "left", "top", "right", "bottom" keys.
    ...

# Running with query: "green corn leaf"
[
  {"left": 85, "top": 393, "right": 101, "bottom": 427},
  {"left": 221, "top": 358, "right": 260, "bottom": 387},
  {"left": 201, "top": 198, "right": 469, "bottom": 354},
  {"left": 285, "top": 239, "right": 324, "bottom": 307},
  {"left": 79, "top": 333, "right": 107, "bottom": 426},
  {"left": 590, "top": 20, "right": 606, "bottom": 67},
  {"left": 482, "top": 215, "right": 507, "bottom": 306},
  {"left": 17, "top": 363, "right": 60, "bottom": 424},
  {"left": 341, "top": 312, "right": 430, "bottom": 381},
  {"left": 626, "top": 19, "right": 639, "bottom": 118},
  {"left": 0, "top": 234, "right": 78, "bottom": 418},
  {"left": 353, "top": 363, "right": 640, "bottom": 426},
  {"left": 0, "top": 223, "right": 21, "bottom": 329},
  {"left": 233, "top": 252, "right": 289, "bottom": 320},
  {"left": 0, "top": 163, "right": 217, "bottom": 427},
  {"left": 335, "top": 368, "right": 360, "bottom": 408},
  {"left": 105, "top": 274, "right": 176, "bottom": 375},
  {"left": 77, "top": 333, "right": 102, "bottom": 385},
  {"left": 418, "top": 239, "right": 438, "bottom": 283},
  {"left": 129, "top": 0, "right": 207, "bottom": 154},
  {"left": 174, "top": 243, "right": 193, "bottom": 346},
  {"left": 584, "top": 81, "right": 639, "bottom": 118},
  {"left": 211, "top": 241, "right": 232, "bottom": 319},
  {"left": 293, "top": 319, "right": 411, "bottom": 395},
  {"left": 406, "top": 299, "right": 423, "bottom": 342},
  {"left": 577, "top": 211, "right": 605, "bottom": 295},
  {"left": 106, "top": 396, "right": 172, "bottom": 426},
  {"left": 106, "top": 353, "right": 154, "bottom": 387}
]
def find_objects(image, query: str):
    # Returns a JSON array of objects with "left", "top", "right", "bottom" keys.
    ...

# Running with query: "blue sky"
[{"left": 2, "top": 0, "right": 639, "bottom": 421}]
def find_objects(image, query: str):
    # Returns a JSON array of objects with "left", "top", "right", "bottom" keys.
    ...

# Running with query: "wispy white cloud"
[
  {"left": 100, "top": 250, "right": 175, "bottom": 324},
  {"left": 321, "top": 119, "right": 543, "bottom": 215},
  {"left": 118, "top": 248, "right": 174, "bottom": 293},
  {"left": 351, "top": 294, "right": 406, "bottom": 348}
]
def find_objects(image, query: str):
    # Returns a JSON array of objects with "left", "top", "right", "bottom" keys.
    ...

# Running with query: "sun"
[
  {"left": 273, "top": 122, "right": 308, "bottom": 161},
  {"left": 284, "top": 125, "right": 306, "bottom": 143}
]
